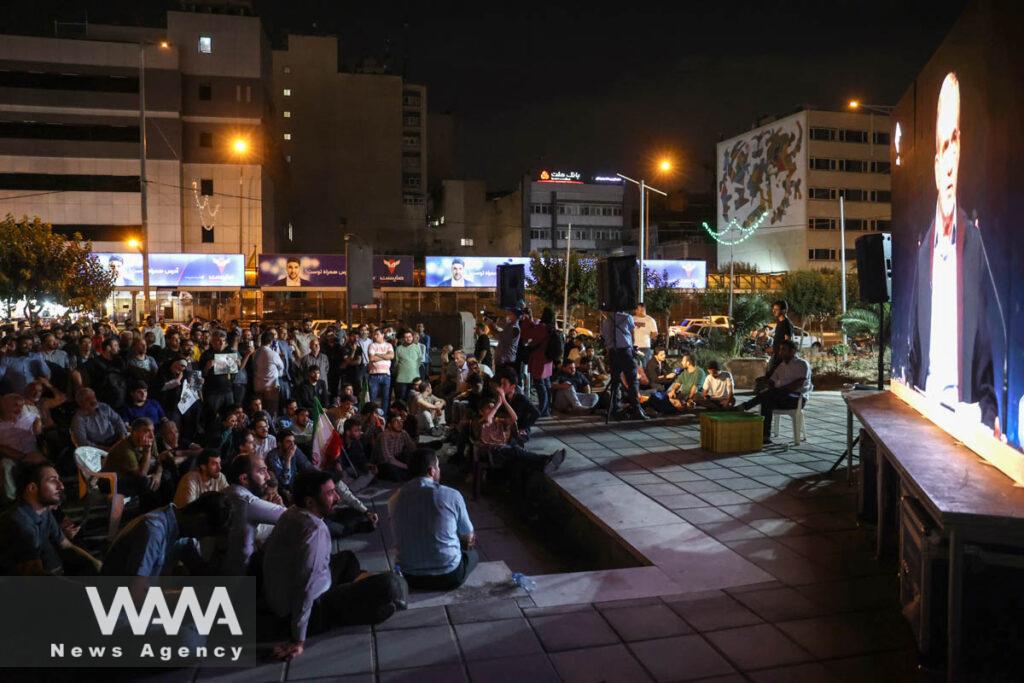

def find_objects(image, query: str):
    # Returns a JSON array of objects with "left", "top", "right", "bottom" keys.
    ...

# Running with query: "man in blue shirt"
[
  {"left": 0, "top": 335, "right": 50, "bottom": 395},
  {"left": 100, "top": 492, "right": 231, "bottom": 577},
  {"left": 389, "top": 449, "right": 476, "bottom": 590},
  {"left": 600, "top": 311, "right": 647, "bottom": 420}
]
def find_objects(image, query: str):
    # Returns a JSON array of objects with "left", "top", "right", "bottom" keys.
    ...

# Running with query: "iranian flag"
[{"left": 311, "top": 398, "right": 342, "bottom": 469}]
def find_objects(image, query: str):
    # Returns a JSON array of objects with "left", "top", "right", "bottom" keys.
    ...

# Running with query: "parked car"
[
  {"left": 556, "top": 318, "right": 596, "bottom": 339},
  {"left": 767, "top": 323, "right": 823, "bottom": 350}
]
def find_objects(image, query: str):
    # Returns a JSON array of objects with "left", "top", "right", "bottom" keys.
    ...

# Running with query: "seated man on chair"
[{"left": 737, "top": 340, "right": 811, "bottom": 444}]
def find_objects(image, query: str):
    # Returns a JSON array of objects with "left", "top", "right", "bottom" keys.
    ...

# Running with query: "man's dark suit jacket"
[{"left": 908, "top": 207, "right": 997, "bottom": 427}]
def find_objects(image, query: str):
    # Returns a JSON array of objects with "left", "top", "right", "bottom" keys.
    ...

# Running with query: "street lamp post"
[
  {"left": 616, "top": 172, "right": 667, "bottom": 303},
  {"left": 232, "top": 138, "right": 250, "bottom": 264}
]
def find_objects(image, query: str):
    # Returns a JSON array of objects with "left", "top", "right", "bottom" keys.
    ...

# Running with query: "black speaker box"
[
  {"left": 855, "top": 232, "right": 892, "bottom": 304},
  {"left": 597, "top": 256, "right": 639, "bottom": 312},
  {"left": 496, "top": 263, "right": 525, "bottom": 310}
]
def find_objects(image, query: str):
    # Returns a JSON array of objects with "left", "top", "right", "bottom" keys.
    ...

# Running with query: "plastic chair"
[
  {"left": 772, "top": 401, "right": 806, "bottom": 445},
  {"left": 74, "top": 446, "right": 128, "bottom": 541}
]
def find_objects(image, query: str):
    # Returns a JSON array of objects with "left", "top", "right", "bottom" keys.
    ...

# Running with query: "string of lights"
[{"left": 702, "top": 211, "right": 768, "bottom": 245}]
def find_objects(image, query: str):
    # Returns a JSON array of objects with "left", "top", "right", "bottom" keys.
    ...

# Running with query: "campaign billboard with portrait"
[
  {"left": 425, "top": 256, "right": 533, "bottom": 288},
  {"left": 94, "top": 253, "right": 244, "bottom": 287},
  {"left": 258, "top": 255, "right": 414, "bottom": 287},
  {"left": 889, "top": 0, "right": 1024, "bottom": 480}
]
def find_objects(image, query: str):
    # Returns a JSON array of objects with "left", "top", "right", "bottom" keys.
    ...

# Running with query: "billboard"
[
  {"left": 889, "top": 0, "right": 1024, "bottom": 480},
  {"left": 94, "top": 253, "right": 244, "bottom": 287},
  {"left": 258, "top": 255, "right": 413, "bottom": 287},
  {"left": 425, "top": 256, "right": 532, "bottom": 288},
  {"left": 644, "top": 260, "right": 707, "bottom": 289},
  {"left": 716, "top": 110, "right": 807, "bottom": 272}
]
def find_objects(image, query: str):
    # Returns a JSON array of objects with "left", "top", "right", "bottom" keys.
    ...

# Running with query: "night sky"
[{"left": 2, "top": 0, "right": 968, "bottom": 192}]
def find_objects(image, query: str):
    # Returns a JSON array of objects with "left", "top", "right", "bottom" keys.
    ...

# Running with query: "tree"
[
  {"left": 526, "top": 250, "right": 596, "bottom": 321},
  {"left": 643, "top": 268, "right": 680, "bottom": 334},
  {"left": 0, "top": 214, "right": 116, "bottom": 320},
  {"left": 780, "top": 269, "right": 833, "bottom": 326}
]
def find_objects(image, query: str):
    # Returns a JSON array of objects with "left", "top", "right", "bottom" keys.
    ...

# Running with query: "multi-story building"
[
  {"left": 427, "top": 179, "right": 521, "bottom": 256},
  {"left": 716, "top": 108, "right": 891, "bottom": 272},
  {"left": 270, "top": 34, "right": 427, "bottom": 254},
  {"left": 0, "top": 4, "right": 284, "bottom": 318},
  {"left": 525, "top": 170, "right": 630, "bottom": 256}
]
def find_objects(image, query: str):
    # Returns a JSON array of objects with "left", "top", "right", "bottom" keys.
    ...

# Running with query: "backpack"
[{"left": 544, "top": 326, "right": 565, "bottom": 363}]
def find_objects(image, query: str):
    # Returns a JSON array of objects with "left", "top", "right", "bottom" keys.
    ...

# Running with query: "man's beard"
[{"left": 249, "top": 481, "right": 267, "bottom": 498}]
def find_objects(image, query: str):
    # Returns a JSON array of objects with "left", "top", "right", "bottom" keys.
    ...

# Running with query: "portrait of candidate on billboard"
[
  {"left": 891, "top": 38, "right": 1024, "bottom": 457},
  {"left": 258, "top": 255, "right": 347, "bottom": 287},
  {"left": 94, "top": 253, "right": 243, "bottom": 287},
  {"left": 425, "top": 257, "right": 532, "bottom": 288}
]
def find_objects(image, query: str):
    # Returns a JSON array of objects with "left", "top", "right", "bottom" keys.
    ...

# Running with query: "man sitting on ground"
[
  {"left": 410, "top": 379, "right": 446, "bottom": 436},
  {"left": 101, "top": 492, "right": 231, "bottom": 576},
  {"left": 262, "top": 470, "right": 406, "bottom": 661},
  {"left": 390, "top": 449, "right": 476, "bottom": 591},
  {"left": 737, "top": 340, "right": 812, "bottom": 444},
  {"left": 374, "top": 413, "right": 415, "bottom": 481},
  {"left": 0, "top": 462, "right": 101, "bottom": 575},
  {"left": 666, "top": 353, "right": 706, "bottom": 410},
  {"left": 174, "top": 448, "right": 229, "bottom": 507},
  {"left": 222, "top": 454, "right": 286, "bottom": 575},
  {"left": 551, "top": 359, "right": 600, "bottom": 414},
  {"left": 645, "top": 347, "right": 677, "bottom": 391},
  {"left": 699, "top": 361, "right": 735, "bottom": 409},
  {"left": 476, "top": 390, "right": 565, "bottom": 474}
]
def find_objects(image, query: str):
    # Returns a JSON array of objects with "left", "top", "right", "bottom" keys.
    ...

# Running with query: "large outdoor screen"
[
  {"left": 425, "top": 257, "right": 532, "bottom": 288},
  {"left": 645, "top": 260, "right": 707, "bottom": 289},
  {"left": 889, "top": 0, "right": 1024, "bottom": 481},
  {"left": 258, "top": 254, "right": 413, "bottom": 287},
  {"left": 94, "top": 253, "right": 244, "bottom": 287}
]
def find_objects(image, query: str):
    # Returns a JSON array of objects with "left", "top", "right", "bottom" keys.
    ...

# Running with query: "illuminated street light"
[
  {"left": 159, "top": 40, "right": 170, "bottom": 49},
  {"left": 659, "top": 159, "right": 673, "bottom": 173},
  {"left": 848, "top": 99, "right": 860, "bottom": 110},
  {"left": 232, "top": 137, "right": 249, "bottom": 155},
  {"left": 126, "top": 237, "right": 141, "bottom": 250}
]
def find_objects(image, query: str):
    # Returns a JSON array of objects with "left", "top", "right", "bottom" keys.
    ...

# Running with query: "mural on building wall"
[{"left": 717, "top": 116, "right": 805, "bottom": 229}]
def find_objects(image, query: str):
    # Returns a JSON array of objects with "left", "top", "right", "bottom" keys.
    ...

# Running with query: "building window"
[
  {"left": 809, "top": 157, "right": 836, "bottom": 171},
  {"left": 402, "top": 174, "right": 421, "bottom": 188},
  {"left": 872, "top": 190, "right": 892, "bottom": 203},
  {"left": 557, "top": 206, "right": 565, "bottom": 215},
  {"left": 460, "top": 238, "right": 474, "bottom": 247},
  {"left": 198, "top": 36, "right": 212, "bottom": 54},
  {"left": 839, "top": 129, "right": 868, "bottom": 143},
  {"left": 845, "top": 218, "right": 867, "bottom": 231},
  {"left": 875, "top": 219, "right": 891, "bottom": 231},
  {"left": 613, "top": 207, "right": 622, "bottom": 216},
  {"left": 809, "top": 218, "right": 836, "bottom": 230},
  {"left": 198, "top": 83, "right": 212, "bottom": 101},
  {"left": 403, "top": 114, "right": 420, "bottom": 127},
  {"left": 840, "top": 188, "right": 866, "bottom": 201},
  {"left": 283, "top": 133, "right": 291, "bottom": 140},
  {"left": 808, "top": 248, "right": 837, "bottom": 261},
  {"left": 809, "top": 187, "right": 835, "bottom": 200},
  {"left": 283, "top": 111, "right": 291, "bottom": 118},
  {"left": 285, "top": 155, "right": 291, "bottom": 163},
  {"left": 201, "top": 226, "right": 214, "bottom": 243},
  {"left": 403, "top": 133, "right": 420, "bottom": 146},
  {"left": 873, "top": 131, "right": 890, "bottom": 145},
  {"left": 245, "top": 85, "right": 251, "bottom": 103},
  {"left": 282, "top": 66, "right": 291, "bottom": 74},
  {"left": 872, "top": 161, "right": 891, "bottom": 174},
  {"left": 283, "top": 88, "right": 291, "bottom": 97},
  {"left": 809, "top": 127, "right": 836, "bottom": 141},
  {"left": 200, "top": 178, "right": 213, "bottom": 196},
  {"left": 199, "top": 131, "right": 212, "bottom": 148},
  {"left": 839, "top": 159, "right": 868, "bottom": 173}
]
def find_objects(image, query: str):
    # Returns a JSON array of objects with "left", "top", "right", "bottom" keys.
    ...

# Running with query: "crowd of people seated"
[{"left": 0, "top": 300, "right": 811, "bottom": 658}]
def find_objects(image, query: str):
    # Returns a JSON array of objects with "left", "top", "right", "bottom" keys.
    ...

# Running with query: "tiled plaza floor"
[{"left": 167, "top": 391, "right": 927, "bottom": 682}]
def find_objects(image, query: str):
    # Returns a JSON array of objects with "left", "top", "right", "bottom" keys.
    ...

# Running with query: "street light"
[
  {"left": 125, "top": 237, "right": 146, "bottom": 322},
  {"left": 847, "top": 100, "right": 894, "bottom": 115},
  {"left": 617, "top": 160, "right": 671, "bottom": 303},
  {"left": 231, "top": 137, "right": 250, "bottom": 261},
  {"left": 137, "top": 38, "right": 171, "bottom": 324}
]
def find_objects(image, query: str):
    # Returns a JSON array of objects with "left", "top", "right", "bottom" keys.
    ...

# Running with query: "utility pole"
[{"left": 138, "top": 44, "right": 150, "bottom": 324}]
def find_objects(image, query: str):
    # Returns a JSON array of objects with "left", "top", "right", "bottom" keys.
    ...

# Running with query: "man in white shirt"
[
  {"left": 737, "top": 341, "right": 811, "bottom": 443},
  {"left": 254, "top": 331, "right": 285, "bottom": 415},
  {"left": 173, "top": 449, "right": 228, "bottom": 507},
  {"left": 143, "top": 315, "right": 165, "bottom": 348},
  {"left": 632, "top": 303, "right": 658, "bottom": 366},
  {"left": 366, "top": 330, "right": 395, "bottom": 415},
  {"left": 292, "top": 319, "right": 315, "bottom": 359},
  {"left": 222, "top": 454, "right": 286, "bottom": 575},
  {"left": 700, "top": 361, "right": 735, "bottom": 409}
]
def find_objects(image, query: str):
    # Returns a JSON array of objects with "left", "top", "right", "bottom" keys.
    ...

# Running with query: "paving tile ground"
[{"left": 145, "top": 392, "right": 938, "bottom": 682}]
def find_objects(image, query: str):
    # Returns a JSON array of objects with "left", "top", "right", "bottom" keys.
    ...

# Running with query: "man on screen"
[
  {"left": 440, "top": 258, "right": 474, "bottom": 287},
  {"left": 908, "top": 71, "right": 998, "bottom": 429},
  {"left": 274, "top": 257, "right": 312, "bottom": 287}
]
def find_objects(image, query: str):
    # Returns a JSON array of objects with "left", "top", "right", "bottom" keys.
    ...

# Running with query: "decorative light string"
[
  {"left": 191, "top": 179, "right": 221, "bottom": 231},
  {"left": 702, "top": 211, "right": 768, "bottom": 246}
]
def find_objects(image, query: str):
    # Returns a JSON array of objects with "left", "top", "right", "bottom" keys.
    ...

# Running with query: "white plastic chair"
[
  {"left": 74, "top": 446, "right": 129, "bottom": 541},
  {"left": 772, "top": 401, "right": 806, "bottom": 445}
]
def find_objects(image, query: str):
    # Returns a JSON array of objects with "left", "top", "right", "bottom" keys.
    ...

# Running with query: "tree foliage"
[
  {"left": 714, "top": 260, "right": 760, "bottom": 274},
  {"left": 643, "top": 268, "right": 680, "bottom": 331},
  {"left": 526, "top": 250, "right": 597, "bottom": 319},
  {"left": 781, "top": 268, "right": 859, "bottom": 330},
  {"left": 0, "top": 214, "right": 116, "bottom": 319}
]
